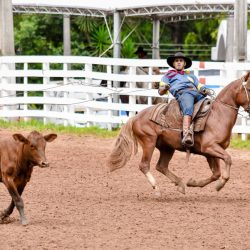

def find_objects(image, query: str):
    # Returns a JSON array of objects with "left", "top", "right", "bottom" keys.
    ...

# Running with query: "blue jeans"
[{"left": 176, "top": 90, "right": 205, "bottom": 116}]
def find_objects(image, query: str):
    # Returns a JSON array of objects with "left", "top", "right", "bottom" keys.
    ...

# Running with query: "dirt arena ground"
[{"left": 0, "top": 129, "right": 250, "bottom": 250}]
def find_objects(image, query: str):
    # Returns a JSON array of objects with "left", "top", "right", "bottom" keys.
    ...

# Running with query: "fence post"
[
  {"left": 193, "top": 68, "right": 199, "bottom": 81},
  {"left": 63, "top": 62, "right": 74, "bottom": 126},
  {"left": 0, "top": 63, "right": 10, "bottom": 114},
  {"left": 23, "top": 62, "right": 28, "bottom": 122},
  {"left": 241, "top": 117, "right": 247, "bottom": 141},
  {"left": 148, "top": 67, "right": 153, "bottom": 105},
  {"left": 129, "top": 66, "right": 136, "bottom": 117},
  {"left": 85, "top": 63, "right": 93, "bottom": 127},
  {"left": 43, "top": 62, "right": 49, "bottom": 125},
  {"left": 107, "top": 65, "right": 112, "bottom": 131},
  {"left": 226, "top": 62, "right": 237, "bottom": 85},
  {"left": 220, "top": 62, "right": 228, "bottom": 86},
  {"left": 0, "top": 62, "right": 16, "bottom": 120}
]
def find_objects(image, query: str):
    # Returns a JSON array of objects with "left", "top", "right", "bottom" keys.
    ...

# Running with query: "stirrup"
[{"left": 182, "top": 130, "right": 194, "bottom": 147}]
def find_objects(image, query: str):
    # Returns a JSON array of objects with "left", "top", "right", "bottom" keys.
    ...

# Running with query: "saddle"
[{"left": 149, "top": 98, "right": 212, "bottom": 132}]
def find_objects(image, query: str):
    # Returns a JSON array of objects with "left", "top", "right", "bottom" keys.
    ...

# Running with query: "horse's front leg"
[
  {"left": 156, "top": 148, "right": 186, "bottom": 194},
  {"left": 187, "top": 157, "right": 221, "bottom": 188},
  {"left": 201, "top": 144, "right": 232, "bottom": 191}
]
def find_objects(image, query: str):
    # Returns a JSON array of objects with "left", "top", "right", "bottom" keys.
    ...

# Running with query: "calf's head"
[{"left": 13, "top": 131, "right": 57, "bottom": 168}]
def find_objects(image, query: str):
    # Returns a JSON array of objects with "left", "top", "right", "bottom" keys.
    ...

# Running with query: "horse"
[{"left": 107, "top": 72, "right": 250, "bottom": 196}]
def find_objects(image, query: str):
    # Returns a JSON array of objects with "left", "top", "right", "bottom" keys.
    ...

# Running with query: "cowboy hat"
[
  {"left": 134, "top": 46, "right": 147, "bottom": 55},
  {"left": 167, "top": 52, "right": 192, "bottom": 69}
]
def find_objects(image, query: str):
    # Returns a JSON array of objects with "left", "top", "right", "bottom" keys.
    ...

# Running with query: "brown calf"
[{"left": 0, "top": 131, "right": 57, "bottom": 225}]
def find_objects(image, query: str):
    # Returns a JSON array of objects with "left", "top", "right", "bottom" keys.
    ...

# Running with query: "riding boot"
[{"left": 182, "top": 115, "right": 193, "bottom": 147}]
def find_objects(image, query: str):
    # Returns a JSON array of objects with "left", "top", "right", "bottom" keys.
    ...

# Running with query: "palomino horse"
[{"left": 107, "top": 73, "right": 250, "bottom": 196}]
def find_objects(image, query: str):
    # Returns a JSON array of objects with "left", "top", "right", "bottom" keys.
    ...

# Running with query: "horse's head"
[{"left": 236, "top": 72, "right": 250, "bottom": 115}]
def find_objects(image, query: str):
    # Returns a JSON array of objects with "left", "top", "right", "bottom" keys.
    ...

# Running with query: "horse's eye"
[{"left": 30, "top": 145, "right": 36, "bottom": 149}]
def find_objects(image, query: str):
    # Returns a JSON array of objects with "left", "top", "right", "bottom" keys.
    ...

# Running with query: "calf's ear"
[
  {"left": 13, "top": 134, "right": 29, "bottom": 144},
  {"left": 44, "top": 133, "right": 57, "bottom": 142}
]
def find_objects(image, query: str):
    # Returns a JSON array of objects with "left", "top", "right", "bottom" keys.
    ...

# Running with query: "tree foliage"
[
  {"left": 14, "top": 14, "right": 63, "bottom": 55},
  {"left": 13, "top": 14, "right": 220, "bottom": 60},
  {"left": 183, "top": 19, "right": 220, "bottom": 60}
]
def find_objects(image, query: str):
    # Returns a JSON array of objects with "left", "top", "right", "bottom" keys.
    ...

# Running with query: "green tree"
[
  {"left": 14, "top": 13, "right": 221, "bottom": 60},
  {"left": 121, "top": 37, "right": 136, "bottom": 58},
  {"left": 90, "top": 25, "right": 112, "bottom": 57},
  {"left": 183, "top": 19, "right": 220, "bottom": 60},
  {"left": 14, "top": 14, "right": 63, "bottom": 55}
]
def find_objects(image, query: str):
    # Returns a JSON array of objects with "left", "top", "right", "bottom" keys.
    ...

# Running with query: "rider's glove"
[
  {"left": 158, "top": 81, "right": 170, "bottom": 95},
  {"left": 200, "top": 88, "right": 213, "bottom": 96},
  {"left": 200, "top": 86, "right": 210, "bottom": 96}
]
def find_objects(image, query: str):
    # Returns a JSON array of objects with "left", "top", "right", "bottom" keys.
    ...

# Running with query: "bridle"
[{"left": 241, "top": 80, "right": 250, "bottom": 116}]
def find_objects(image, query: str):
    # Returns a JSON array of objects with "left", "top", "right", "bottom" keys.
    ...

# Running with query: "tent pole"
[
  {"left": 233, "top": 0, "right": 247, "bottom": 62},
  {"left": 152, "top": 18, "right": 160, "bottom": 59},
  {"left": 113, "top": 11, "right": 121, "bottom": 118},
  {"left": 0, "top": 0, "right": 15, "bottom": 55},
  {"left": 63, "top": 14, "right": 71, "bottom": 56}
]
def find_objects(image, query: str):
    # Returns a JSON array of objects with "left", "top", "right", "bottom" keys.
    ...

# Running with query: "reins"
[
  {"left": 212, "top": 76, "right": 250, "bottom": 116},
  {"left": 213, "top": 99, "right": 239, "bottom": 112}
]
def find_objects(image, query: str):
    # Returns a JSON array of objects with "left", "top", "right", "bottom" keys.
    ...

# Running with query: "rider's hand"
[
  {"left": 201, "top": 88, "right": 212, "bottom": 96},
  {"left": 158, "top": 83, "right": 170, "bottom": 96}
]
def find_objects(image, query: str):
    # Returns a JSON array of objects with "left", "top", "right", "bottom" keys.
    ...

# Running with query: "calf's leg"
[
  {"left": 0, "top": 184, "right": 26, "bottom": 220},
  {"left": 0, "top": 200, "right": 15, "bottom": 220},
  {"left": 3, "top": 178, "right": 28, "bottom": 225}
]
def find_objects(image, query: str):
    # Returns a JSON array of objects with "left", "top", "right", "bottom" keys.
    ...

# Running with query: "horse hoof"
[
  {"left": 216, "top": 179, "right": 227, "bottom": 192},
  {"left": 154, "top": 186, "right": 162, "bottom": 197},
  {"left": 186, "top": 178, "right": 197, "bottom": 187},
  {"left": 177, "top": 184, "right": 186, "bottom": 194},
  {"left": 215, "top": 182, "right": 223, "bottom": 192},
  {"left": 21, "top": 218, "right": 29, "bottom": 226}
]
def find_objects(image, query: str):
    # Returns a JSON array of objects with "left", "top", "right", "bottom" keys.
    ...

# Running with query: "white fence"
[{"left": 0, "top": 56, "right": 250, "bottom": 138}]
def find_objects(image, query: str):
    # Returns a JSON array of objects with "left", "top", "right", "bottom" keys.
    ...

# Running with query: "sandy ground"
[{"left": 0, "top": 130, "right": 250, "bottom": 250}]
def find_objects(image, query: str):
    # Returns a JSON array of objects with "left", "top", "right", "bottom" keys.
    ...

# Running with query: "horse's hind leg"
[
  {"left": 156, "top": 148, "right": 186, "bottom": 194},
  {"left": 139, "top": 138, "right": 161, "bottom": 197},
  {"left": 187, "top": 157, "right": 221, "bottom": 188},
  {"left": 200, "top": 144, "right": 231, "bottom": 191}
]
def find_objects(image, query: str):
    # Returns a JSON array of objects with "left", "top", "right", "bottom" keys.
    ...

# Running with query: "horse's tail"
[{"left": 107, "top": 117, "right": 138, "bottom": 172}]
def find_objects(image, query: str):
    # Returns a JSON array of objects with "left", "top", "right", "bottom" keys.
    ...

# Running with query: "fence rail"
[{"left": 0, "top": 56, "right": 250, "bottom": 139}]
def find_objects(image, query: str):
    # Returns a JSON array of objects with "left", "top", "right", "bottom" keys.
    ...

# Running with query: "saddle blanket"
[{"left": 149, "top": 98, "right": 212, "bottom": 132}]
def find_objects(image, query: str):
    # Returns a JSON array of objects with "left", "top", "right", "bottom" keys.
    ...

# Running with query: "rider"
[
  {"left": 134, "top": 46, "right": 148, "bottom": 59},
  {"left": 158, "top": 52, "right": 210, "bottom": 147}
]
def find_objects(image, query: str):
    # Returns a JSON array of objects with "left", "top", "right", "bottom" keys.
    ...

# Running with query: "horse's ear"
[{"left": 244, "top": 72, "right": 250, "bottom": 81}]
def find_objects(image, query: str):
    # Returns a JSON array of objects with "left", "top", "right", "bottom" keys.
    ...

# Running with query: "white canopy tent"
[
  {"left": 11, "top": 0, "right": 238, "bottom": 22},
  {"left": 11, "top": 0, "right": 238, "bottom": 16}
]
